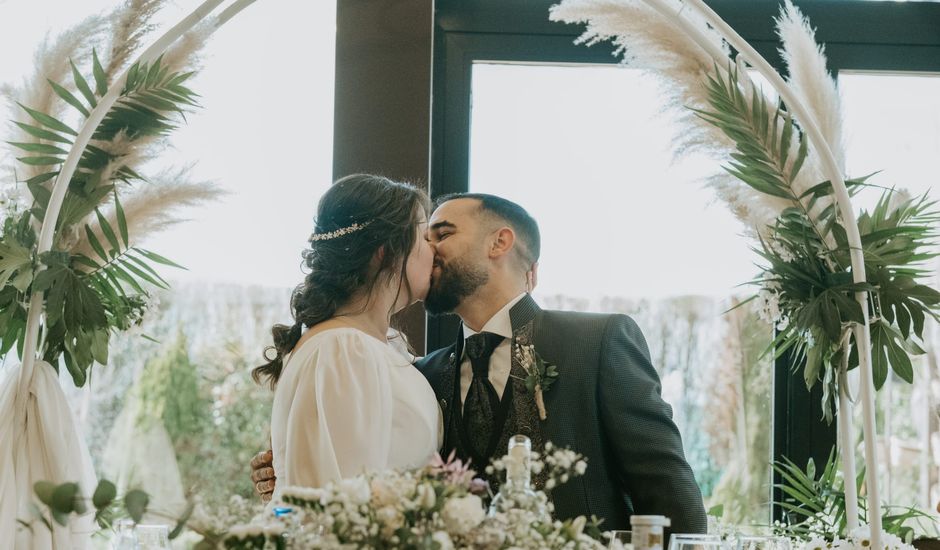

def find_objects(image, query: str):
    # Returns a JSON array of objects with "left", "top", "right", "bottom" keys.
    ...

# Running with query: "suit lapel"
[
  {"left": 506, "top": 295, "right": 549, "bottom": 489},
  {"left": 438, "top": 335, "right": 462, "bottom": 455},
  {"left": 508, "top": 293, "right": 544, "bottom": 429}
]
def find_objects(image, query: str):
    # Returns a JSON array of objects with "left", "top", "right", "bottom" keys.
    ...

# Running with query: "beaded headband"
[{"left": 308, "top": 221, "right": 371, "bottom": 242}]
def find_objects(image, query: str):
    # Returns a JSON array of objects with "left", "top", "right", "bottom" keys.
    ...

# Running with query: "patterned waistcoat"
[{"left": 438, "top": 296, "right": 549, "bottom": 491}]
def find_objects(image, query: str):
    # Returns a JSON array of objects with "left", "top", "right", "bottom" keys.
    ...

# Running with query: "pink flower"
[
  {"left": 469, "top": 478, "right": 490, "bottom": 496},
  {"left": 427, "top": 451, "right": 478, "bottom": 487}
]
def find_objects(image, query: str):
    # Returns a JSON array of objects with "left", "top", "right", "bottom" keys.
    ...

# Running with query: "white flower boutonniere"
[{"left": 514, "top": 342, "right": 559, "bottom": 420}]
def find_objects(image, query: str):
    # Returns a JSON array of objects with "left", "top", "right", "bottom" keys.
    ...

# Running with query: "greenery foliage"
[
  {"left": 699, "top": 63, "right": 940, "bottom": 421},
  {"left": 772, "top": 449, "right": 935, "bottom": 542},
  {"left": 0, "top": 51, "right": 196, "bottom": 387},
  {"left": 22, "top": 478, "right": 188, "bottom": 538}
]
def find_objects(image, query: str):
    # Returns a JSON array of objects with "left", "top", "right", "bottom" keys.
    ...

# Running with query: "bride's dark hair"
[{"left": 253, "top": 174, "right": 431, "bottom": 388}]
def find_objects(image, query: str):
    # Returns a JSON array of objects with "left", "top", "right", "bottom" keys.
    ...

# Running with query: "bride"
[{"left": 253, "top": 174, "right": 440, "bottom": 495}]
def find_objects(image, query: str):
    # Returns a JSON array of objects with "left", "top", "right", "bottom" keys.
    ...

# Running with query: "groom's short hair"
[{"left": 435, "top": 193, "right": 540, "bottom": 270}]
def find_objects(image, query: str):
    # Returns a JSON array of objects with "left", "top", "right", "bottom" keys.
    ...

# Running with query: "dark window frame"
[{"left": 427, "top": 0, "right": 940, "bottom": 522}]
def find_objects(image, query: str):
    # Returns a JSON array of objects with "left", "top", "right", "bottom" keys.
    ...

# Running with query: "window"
[{"left": 468, "top": 62, "right": 774, "bottom": 524}]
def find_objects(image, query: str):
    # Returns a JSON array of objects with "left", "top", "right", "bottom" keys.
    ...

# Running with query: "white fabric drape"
[
  {"left": 102, "top": 394, "right": 187, "bottom": 519},
  {"left": 0, "top": 361, "right": 97, "bottom": 549}
]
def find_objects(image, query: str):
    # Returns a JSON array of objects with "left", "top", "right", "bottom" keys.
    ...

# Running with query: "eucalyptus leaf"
[
  {"left": 51, "top": 482, "right": 80, "bottom": 515},
  {"left": 92, "top": 480, "right": 116, "bottom": 509},
  {"left": 124, "top": 489, "right": 149, "bottom": 523},
  {"left": 169, "top": 500, "right": 195, "bottom": 539},
  {"left": 34, "top": 481, "right": 57, "bottom": 506}
]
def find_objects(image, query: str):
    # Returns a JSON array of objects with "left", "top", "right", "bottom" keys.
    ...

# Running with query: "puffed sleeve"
[{"left": 281, "top": 332, "right": 393, "bottom": 488}]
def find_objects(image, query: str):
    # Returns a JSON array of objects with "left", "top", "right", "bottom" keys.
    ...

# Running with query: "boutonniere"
[{"left": 514, "top": 342, "right": 559, "bottom": 420}]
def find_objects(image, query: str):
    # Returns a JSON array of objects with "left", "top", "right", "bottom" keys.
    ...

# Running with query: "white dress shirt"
[{"left": 459, "top": 292, "right": 527, "bottom": 408}]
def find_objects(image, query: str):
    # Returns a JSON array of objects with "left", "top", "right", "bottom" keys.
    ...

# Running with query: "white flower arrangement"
[
  {"left": 487, "top": 442, "right": 588, "bottom": 491},
  {"left": 222, "top": 443, "right": 608, "bottom": 549},
  {"left": 177, "top": 494, "right": 268, "bottom": 548},
  {"left": 800, "top": 526, "right": 915, "bottom": 550}
]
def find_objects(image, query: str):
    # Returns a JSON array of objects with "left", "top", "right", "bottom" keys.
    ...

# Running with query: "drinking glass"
[
  {"left": 134, "top": 524, "right": 171, "bottom": 550},
  {"left": 607, "top": 530, "right": 632, "bottom": 550},
  {"left": 668, "top": 533, "right": 726, "bottom": 550},
  {"left": 736, "top": 535, "right": 791, "bottom": 550}
]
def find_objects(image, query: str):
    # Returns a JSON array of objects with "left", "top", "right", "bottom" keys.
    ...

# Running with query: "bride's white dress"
[{"left": 270, "top": 328, "right": 440, "bottom": 493}]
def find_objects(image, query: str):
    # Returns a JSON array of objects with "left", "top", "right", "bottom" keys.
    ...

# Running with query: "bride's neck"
[{"left": 332, "top": 281, "right": 400, "bottom": 342}]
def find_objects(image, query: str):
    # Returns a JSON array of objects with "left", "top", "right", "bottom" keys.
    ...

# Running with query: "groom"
[
  {"left": 252, "top": 193, "right": 706, "bottom": 535},
  {"left": 417, "top": 194, "right": 705, "bottom": 534}
]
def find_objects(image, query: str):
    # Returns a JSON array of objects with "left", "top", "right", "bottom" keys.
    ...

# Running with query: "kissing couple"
[{"left": 250, "top": 173, "right": 706, "bottom": 535}]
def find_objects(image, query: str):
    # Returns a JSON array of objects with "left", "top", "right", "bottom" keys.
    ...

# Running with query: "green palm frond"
[
  {"left": 693, "top": 62, "right": 852, "bottom": 273},
  {"left": 773, "top": 448, "right": 849, "bottom": 539},
  {"left": 14, "top": 50, "right": 199, "bottom": 226},
  {"left": 95, "top": 55, "right": 198, "bottom": 141},
  {"left": 692, "top": 62, "right": 940, "bottom": 419},
  {"left": 773, "top": 448, "right": 934, "bottom": 542},
  {"left": 2, "top": 48, "right": 198, "bottom": 387},
  {"left": 32, "top": 191, "right": 176, "bottom": 385},
  {"left": 694, "top": 63, "right": 808, "bottom": 199}
]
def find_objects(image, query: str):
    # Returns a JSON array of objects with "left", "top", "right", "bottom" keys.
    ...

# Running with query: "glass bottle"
[
  {"left": 112, "top": 519, "right": 138, "bottom": 550},
  {"left": 134, "top": 524, "right": 170, "bottom": 550},
  {"left": 487, "top": 435, "right": 544, "bottom": 517}
]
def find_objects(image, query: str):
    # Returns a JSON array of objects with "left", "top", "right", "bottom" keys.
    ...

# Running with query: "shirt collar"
[{"left": 462, "top": 292, "right": 528, "bottom": 341}]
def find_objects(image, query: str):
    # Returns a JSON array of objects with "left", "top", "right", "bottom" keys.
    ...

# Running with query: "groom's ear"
[
  {"left": 526, "top": 262, "right": 539, "bottom": 292},
  {"left": 488, "top": 227, "right": 516, "bottom": 260}
]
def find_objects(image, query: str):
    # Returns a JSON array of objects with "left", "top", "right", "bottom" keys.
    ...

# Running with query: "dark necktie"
[{"left": 462, "top": 331, "right": 505, "bottom": 462}]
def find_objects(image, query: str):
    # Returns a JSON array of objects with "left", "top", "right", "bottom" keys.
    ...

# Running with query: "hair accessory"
[{"left": 308, "top": 221, "right": 371, "bottom": 242}]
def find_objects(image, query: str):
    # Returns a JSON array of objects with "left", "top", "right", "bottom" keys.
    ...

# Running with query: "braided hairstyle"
[{"left": 253, "top": 174, "right": 431, "bottom": 388}]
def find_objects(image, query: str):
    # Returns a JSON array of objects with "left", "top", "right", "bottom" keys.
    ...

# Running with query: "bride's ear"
[{"left": 372, "top": 245, "right": 386, "bottom": 266}]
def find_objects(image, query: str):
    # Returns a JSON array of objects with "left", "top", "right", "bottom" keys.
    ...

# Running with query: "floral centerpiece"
[
  {"left": 222, "top": 442, "right": 608, "bottom": 550},
  {"left": 799, "top": 526, "right": 916, "bottom": 550}
]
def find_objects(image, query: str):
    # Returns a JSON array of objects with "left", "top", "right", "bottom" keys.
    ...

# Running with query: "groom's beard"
[{"left": 424, "top": 257, "right": 488, "bottom": 315}]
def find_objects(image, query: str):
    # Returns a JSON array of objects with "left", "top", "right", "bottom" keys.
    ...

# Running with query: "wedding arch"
[
  {"left": 0, "top": 0, "right": 258, "bottom": 547},
  {"left": 551, "top": 1, "right": 938, "bottom": 549}
]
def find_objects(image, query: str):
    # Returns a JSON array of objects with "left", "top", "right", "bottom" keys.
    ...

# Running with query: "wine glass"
[
  {"left": 668, "top": 533, "right": 726, "bottom": 550},
  {"left": 134, "top": 524, "right": 171, "bottom": 550},
  {"left": 607, "top": 530, "right": 632, "bottom": 549},
  {"left": 112, "top": 519, "right": 137, "bottom": 550},
  {"left": 736, "top": 535, "right": 791, "bottom": 550}
]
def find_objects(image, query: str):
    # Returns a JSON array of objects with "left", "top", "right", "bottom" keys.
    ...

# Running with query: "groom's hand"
[{"left": 250, "top": 450, "right": 276, "bottom": 502}]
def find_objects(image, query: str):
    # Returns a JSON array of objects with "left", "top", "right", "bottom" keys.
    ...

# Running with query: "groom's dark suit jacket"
[{"left": 415, "top": 294, "right": 707, "bottom": 535}]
